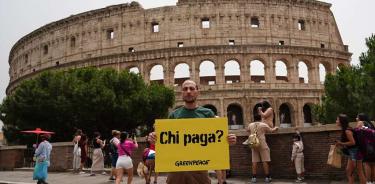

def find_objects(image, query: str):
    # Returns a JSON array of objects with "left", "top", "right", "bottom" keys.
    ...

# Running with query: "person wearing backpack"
[
  {"left": 336, "top": 114, "right": 366, "bottom": 184},
  {"left": 357, "top": 113, "right": 375, "bottom": 184},
  {"left": 109, "top": 130, "right": 121, "bottom": 181},
  {"left": 247, "top": 115, "right": 278, "bottom": 183}
]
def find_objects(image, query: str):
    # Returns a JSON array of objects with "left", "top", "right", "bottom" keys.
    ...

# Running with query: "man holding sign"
[{"left": 148, "top": 80, "right": 237, "bottom": 184}]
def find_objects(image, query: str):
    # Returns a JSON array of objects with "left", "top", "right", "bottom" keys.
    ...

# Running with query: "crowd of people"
[{"left": 31, "top": 79, "right": 375, "bottom": 184}]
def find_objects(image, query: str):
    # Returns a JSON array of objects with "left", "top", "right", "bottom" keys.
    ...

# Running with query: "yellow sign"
[{"left": 155, "top": 118, "right": 229, "bottom": 172}]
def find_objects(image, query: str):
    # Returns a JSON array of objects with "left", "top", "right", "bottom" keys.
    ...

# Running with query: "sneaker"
[
  {"left": 265, "top": 177, "right": 272, "bottom": 183},
  {"left": 89, "top": 173, "right": 96, "bottom": 176},
  {"left": 250, "top": 177, "right": 257, "bottom": 183},
  {"left": 242, "top": 139, "right": 249, "bottom": 145},
  {"left": 109, "top": 176, "right": 115, "bottom": 180},
  {"left": 101, "top": 171, "right": 107, "bottom": 175},
  {"left": 79, "top": 171, "right": 86, "bottom": 174},
  {"left": 295, "top": 177, "right": 303, "bottom": 183}
]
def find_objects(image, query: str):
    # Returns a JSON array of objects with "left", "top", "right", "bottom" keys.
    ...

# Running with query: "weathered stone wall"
[{"left": 6, "top": 0, "right": 351, "bottom": 127}]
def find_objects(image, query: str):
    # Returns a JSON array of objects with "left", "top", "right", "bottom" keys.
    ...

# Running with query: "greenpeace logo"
[{"left": 175, "top": 160, "right": 210, "bottom": 167}]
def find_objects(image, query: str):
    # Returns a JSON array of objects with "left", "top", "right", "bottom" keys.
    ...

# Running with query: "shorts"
[
  {"left": 111, "top": 154, "right": 118, "bottom": 167},
  {"left": 345, "top": 147, "right": 362, "bottom": 161},
  {"left": 116, "top": 155, "right": 133, "bottom": 169},
  {"left": 251, "top": 147, "right": 270, "bottom": 163}
]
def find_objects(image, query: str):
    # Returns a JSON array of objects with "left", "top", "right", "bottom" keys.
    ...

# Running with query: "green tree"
[
  {"left": 314, "top": 34, "right": 375, "bottom": 122},
  {"left": 0, "top": 68, "right": 175, "bottom": 145}
]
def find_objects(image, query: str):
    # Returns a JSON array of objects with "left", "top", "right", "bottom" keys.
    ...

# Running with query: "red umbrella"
[{"left": 21, "top": 128, "right": 55, "bottom": 145}]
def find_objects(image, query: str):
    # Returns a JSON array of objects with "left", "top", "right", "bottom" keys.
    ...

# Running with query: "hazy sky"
[{"left": 0, "top": 0, "right": 374, "bottom": 104}]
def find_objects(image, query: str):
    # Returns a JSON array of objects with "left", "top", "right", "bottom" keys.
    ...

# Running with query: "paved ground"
[{"left": 0, "top": 170, "right": 348, "bottom": 184}]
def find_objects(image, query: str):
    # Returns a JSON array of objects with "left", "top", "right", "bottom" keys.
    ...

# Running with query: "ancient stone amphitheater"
[{"left": 7, "top": 0, "right": 351, "bottom": 128}]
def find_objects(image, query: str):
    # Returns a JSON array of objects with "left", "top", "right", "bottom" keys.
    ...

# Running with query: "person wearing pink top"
[{"left": 116, "top": 131, "right": 138, "bottom": 184}]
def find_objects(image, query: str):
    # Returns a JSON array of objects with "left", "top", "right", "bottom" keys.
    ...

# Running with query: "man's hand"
[
  {"left": 148, "top": 132, "right": 157, "bottom": 144},
  {"left": 227, "top": 134, "right": 237, "bottom": 145}
]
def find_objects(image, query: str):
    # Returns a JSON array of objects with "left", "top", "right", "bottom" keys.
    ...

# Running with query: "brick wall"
[
  {"left": 230, "top": 127, "right": 347, "bottom": 180},
  {"left": 0, "top": 145, "right": 26, "bottom": 170}
]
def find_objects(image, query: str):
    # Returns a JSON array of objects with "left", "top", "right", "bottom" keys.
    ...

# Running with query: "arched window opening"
[
  {"left": 224, "top": 60, "right": 241, "bottom": 83},
  {"left": 227, "top": 104, "right": 244, "bottom": 129},
  {"left": 279, "top": 103, "right": 292, "bottom": 128},
  {"left": 250, "top": 60, "right": 265, "bottom": 83},
  {"left": 199, "top": 60, "right": 216, "bottom": 85},
  {"left": 319, "top": 64, "right": 326, "bottom": 84},
  {"left": 203, "top": 104, "right": 218, "bottom": 116},
  {"left": 275, "top": 60, "right": 288, "bottom": 82},
  {"left": 174, "top": 63, "right": 190, "bottom": 86},
  {"left": 129, "top": 67, "right": 139, "bottom": 74},
  {"left": 298, "top": 61, "right": 309, "bottom": 84},
  {"left": 150, "top": 65, "right": 164, "bottom": 84}
]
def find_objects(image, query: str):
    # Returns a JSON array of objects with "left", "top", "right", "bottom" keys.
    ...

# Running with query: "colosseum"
[{"left": 7, "top": 0, "right": 351, "bottom": 129}]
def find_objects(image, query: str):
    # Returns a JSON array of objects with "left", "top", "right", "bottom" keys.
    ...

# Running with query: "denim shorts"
[{"left": 346, "top": 147, "right": 362, "bottom": 161}]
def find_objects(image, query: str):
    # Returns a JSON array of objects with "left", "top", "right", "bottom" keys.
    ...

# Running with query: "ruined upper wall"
[{"left": 8, "top": 0, "right": 348, "bottom": 83}]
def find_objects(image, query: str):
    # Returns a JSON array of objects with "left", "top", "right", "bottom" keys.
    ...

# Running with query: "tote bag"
[{"left": 327, "top": 144, "right": 342, "bottom": 168}]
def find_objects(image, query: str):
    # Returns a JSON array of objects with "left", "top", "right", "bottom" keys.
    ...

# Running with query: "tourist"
[
  {"left": 357, "top": 113, "right": 375, "bottom": 184},
  {"left": 335, "top": 114, "right": 366, "bottom": 184},
  {"left": 72, "top": 129, "right": 82, "bottom": 173},
  {"left": 248, "top": 115, "right": 278, "bottom": 183},
  {"left": 78, "top": 134, "right": 88, "bottom": 174},
  {"left": 90, "top": 131, "right": 106, "bottom": 176},
  {"left": 33, "top": 134, "right": 52, "bottom": 184},
  {"left": 116, "top": 131, "right": 138, "bottom": 184},
  {"left": 258, "top": 101, "right": 274, "bottom": 128},
  {"left": 291, "top": 131, "right": 305, "bottom": 183},
  {"left": 109, "top": 130, "right": 121, "bottom": 180},
  {"left": 148, "top": 80, "right": 237, "bottom": 184}
]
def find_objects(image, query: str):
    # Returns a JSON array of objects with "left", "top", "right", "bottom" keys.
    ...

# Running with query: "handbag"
[
  {"left": 327, "top": 145, "right": 342, "bottom": 168},
  {"left": 33, "top": 161, "right": 48, "bottom": 180}
]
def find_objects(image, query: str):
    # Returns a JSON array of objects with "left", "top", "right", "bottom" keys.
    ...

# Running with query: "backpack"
[
  {"left": 249, "top": 123, "right": 260, "bottom": 148},
  {"left": 353, "top": 128, "right": 375, "bottom": 161},
  {"left": 109, "top": 138, "right": 118, "bottom": 155}
]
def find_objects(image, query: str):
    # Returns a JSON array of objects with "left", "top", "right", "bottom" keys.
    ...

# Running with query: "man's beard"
[{"left": 183, "top": 96, "right": 196, "bottom": 103}]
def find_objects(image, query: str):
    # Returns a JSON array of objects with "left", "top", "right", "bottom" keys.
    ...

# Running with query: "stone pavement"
[{"left": 0, "top": 171, "right": 347, "bottom": 184}]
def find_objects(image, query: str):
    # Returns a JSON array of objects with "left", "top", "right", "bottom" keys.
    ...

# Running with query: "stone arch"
[
  {"left": 150, "top": 64, "right": 164, "bottom": 84},
  {"left": 318, "top": 63, "right": 326, "bottom": 84},
  {"left": 279, "top": 103, "right": 293, "bottom": 128},
  {"left": 127, "top": 66, "right": 140, "bottom": 74},
  {"left": 298, "top": 61, "right": 309, "bottom": 84},
  {"left": 275, "top": 60, "right": 288, "bottom": 82},
  {"left": 252, "top": 103, "right": 263, "bottom": 121},
  {"left": 174, "top": 63, "right": 190, "bottom": 86},
  {"left": 224, "top": 60, "right": 241, "bottom": 83},
  {"left": 250, "top": 60, "right": 265, "bottom": 83},
  {"left": 203, "top": 104, "right": 218, "bottom": 115},
  {"left": 227, "top": 103, "right": 244, "bottom": 129},
  {"left": 199, "top": 60, "right": 216, "bottom": 85},
  {"left": 303, "top": 103, "right": 314, "bottom": 125}
]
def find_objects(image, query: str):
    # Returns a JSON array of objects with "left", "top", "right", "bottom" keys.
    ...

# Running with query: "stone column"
[
  {"left": 191, "top": 60, "right": 200, "bottom": 85},
  {"left": 216, "top": 56, "right": 225, "bottom": 85},
  {"left": 240, "top": 55, "right": 250, "bottom": 83},
  {"left": 288, "top": 56, "right": 299, "bottom": 83},
  {"left": 265, "top": 54, "right": 275, "bottom": 83},
  {"left": 219, "top": 97, "right": 225, "bottom": 117}
]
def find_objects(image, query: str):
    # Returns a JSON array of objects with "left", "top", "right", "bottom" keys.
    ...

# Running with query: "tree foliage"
[
  {"left": 0, "top": 68, "right": 175, "bottom": 145},
  {"left": 314, "top": 35, "right": 375, "bottom": 123}
]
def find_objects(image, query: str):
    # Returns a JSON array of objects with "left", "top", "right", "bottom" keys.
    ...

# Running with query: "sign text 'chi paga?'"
[{"left": 155, "top": 118, "right": 229, "bottom": 172}]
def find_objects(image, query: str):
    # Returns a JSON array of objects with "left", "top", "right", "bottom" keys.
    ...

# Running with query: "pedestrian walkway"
[{"left": 0, "top": 170, "right": 346, "bottom": 184}]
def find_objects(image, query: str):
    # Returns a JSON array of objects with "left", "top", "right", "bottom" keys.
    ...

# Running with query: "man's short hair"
[{"left": 182, "top": 80, "right": 198, "bottom": 90}]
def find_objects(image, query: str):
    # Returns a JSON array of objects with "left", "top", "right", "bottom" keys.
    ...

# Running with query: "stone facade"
[{"left": 7, "top": 0, "right": 351, "bottom": 128}]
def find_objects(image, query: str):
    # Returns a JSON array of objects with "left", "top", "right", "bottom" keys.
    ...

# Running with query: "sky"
[{"left": 0, "top": 0, "right": 374, "bottom": 107}]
